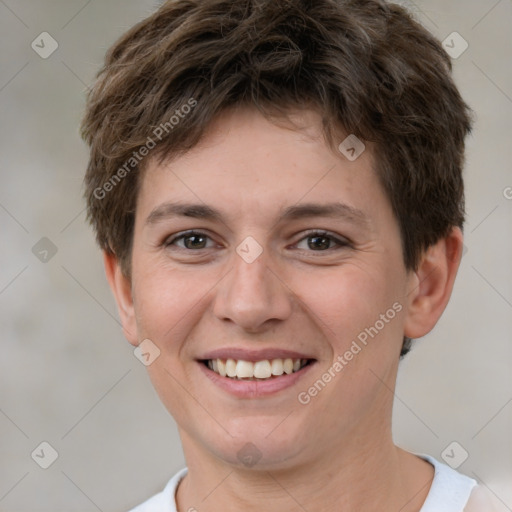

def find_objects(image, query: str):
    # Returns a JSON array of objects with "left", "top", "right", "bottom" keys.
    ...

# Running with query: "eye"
[
  {"left": 163, "top": 230, "right": 350, "bottom": 253},
  {"left": 164, "top": 230, "right": 216, "bottom": 250},
  {"left": 294, "top": 230, "right": 350, "bottom": 252}
]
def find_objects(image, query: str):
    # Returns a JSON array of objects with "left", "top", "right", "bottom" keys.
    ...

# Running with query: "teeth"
[
  {"left": 226, "top": 358, "right": 237, "bottom": 377},
  {"left": 235, "top": 360, "right": 254, "bottom": 378},
  {"left": 253, "top": 360, "right": 272, "bottom": 379},
  {"left": 270, "top": 359, "right": 284, "bottom": 375},
  {"left": 206, "top": 358, "right": 309, "bottom": 380},
  {"left": 217, "top": 359, "right": 227, "bottom": 377}
]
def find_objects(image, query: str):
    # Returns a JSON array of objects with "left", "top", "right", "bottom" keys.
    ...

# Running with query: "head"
[{"left": 81, "top": 0, "right": 472, "bottom": 469}]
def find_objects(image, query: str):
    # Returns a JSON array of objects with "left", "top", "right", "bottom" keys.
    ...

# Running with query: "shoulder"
[
  {"left": 127, "top": 491, "right": 168, "bottom": 512},
  {"left": 126, "top": 468, "right": 188, "bottom": 512},
  {"left": 415, "top": 453, "right": 477, "bottom": 511},
  {"left": 463, "top": 485, "right": 499, "bottom": 512}
]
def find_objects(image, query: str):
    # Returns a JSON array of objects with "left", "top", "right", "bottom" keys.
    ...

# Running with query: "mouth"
[
  {"left": 200, "top": 357, "right": 315, "bottom": 381},
  {"left": 196, "top": 348, "right": 318, "bottom": 397}
]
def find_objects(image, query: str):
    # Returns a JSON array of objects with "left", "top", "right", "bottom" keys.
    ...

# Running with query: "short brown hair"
[{"left": 81, "top": 0, "right": 473, "bottom": 357}]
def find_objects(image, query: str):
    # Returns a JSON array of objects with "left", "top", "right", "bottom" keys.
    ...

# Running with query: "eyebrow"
[{"left": 145, "top": 201, "right": 372, "bottom": 229}]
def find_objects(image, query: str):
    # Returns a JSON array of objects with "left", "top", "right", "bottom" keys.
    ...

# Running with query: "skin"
[{"left": 105, "top": 106, "right": 464, "bottom": 511}]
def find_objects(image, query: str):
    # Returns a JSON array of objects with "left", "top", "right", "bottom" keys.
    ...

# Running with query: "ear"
[
  {"left": 103, "top": 251, "right": 139, "bottom": 346},
  {"left": 403, "top": 227, "right": 464, "bottom": 339}
]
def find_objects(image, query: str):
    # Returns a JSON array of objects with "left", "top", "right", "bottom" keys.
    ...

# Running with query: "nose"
[{"left": 213, "top": 247, "right": 293, "bottom": 332}]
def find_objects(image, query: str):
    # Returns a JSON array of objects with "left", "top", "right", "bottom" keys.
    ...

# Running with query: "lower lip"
[{"left": 197, "top": 361, "right": 316, "bottom": 398}]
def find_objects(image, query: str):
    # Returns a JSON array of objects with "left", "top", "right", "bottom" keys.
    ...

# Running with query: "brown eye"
[
  {"left": 295, "top": 231, "right": 349, "bottom": 252},
  {"left": 165, "top": 231, "right": 213, "bottom": 250}
]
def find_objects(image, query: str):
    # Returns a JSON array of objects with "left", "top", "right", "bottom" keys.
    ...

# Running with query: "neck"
[{"left": 175, "top": 423, "right": 434, "bottom": 512}]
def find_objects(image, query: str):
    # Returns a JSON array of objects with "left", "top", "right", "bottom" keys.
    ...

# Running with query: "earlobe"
[
  {"left": 403, "top": 227, "right": 464, "bottom": 340},
  {"left": 103, "top": 251, "right": 139, "bottom": 346}
]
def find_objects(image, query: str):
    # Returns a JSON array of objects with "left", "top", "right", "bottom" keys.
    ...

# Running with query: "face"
[{"left": 117, "top": 107, "right": 417, "bottom": 469}]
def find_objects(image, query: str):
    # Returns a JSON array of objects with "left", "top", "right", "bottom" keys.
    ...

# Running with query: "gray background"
[{"left": 0, "top": 0, "right": 511, "bottom": 510}]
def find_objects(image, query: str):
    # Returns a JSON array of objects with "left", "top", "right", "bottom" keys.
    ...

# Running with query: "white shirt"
[{"left": 128, "top": 453, "right": 496, "bottom": 511}]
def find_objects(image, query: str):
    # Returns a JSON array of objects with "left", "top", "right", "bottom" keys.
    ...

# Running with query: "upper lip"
[{"left": 198, "top": 348, "right": 317, "bottom": 362}]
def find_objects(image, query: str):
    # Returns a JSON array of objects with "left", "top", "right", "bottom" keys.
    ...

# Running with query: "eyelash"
[{"left": 164, "top": 230, "right": 350, "bottom": 253}]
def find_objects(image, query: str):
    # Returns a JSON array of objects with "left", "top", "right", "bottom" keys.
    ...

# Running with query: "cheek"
[
  {"left": 293, "top": 266, "right": 404, "bottom": 426},
  {"left": 132, "top": 267, "right": 207, "bottom": 347},
  {"left": 290, "top": 262, "right": 406, "bottom": 382},
  {"left": 134, "top": 270, "right": 205, "bottom": 423},
  {"left": 290, "top": 264, "right": 393, "bottom": 343}
]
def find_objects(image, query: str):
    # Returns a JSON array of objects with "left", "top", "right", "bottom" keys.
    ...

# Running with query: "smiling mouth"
[{"left": 200, "top": 358, "right": 315, "bottom": 381}]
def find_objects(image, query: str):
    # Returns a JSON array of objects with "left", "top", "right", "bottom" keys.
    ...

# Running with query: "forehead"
[{"left": 136, "top": 107, "right": 391, "bottom": 232}]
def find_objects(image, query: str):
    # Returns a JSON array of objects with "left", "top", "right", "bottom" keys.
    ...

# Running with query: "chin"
[{"left": 204, "top": 423, "right": 309, "bottom": 470}]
